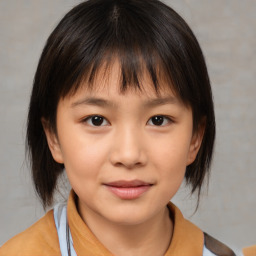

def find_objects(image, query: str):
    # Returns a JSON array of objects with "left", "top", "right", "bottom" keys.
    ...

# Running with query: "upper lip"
[{"left": 104, "top": 180, "right": 152, "bottom": 188}]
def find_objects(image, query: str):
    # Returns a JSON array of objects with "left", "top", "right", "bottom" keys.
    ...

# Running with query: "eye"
[
  {"left": 83, "top": 115, "right": 109, "bottom": 127},
  {"left": 147, "top": 115, "right": 172, "bottom": 126}
]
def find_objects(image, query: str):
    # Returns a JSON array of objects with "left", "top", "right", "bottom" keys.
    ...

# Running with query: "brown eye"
[
  {"left": 91, "top": 116, "right": 104, "bottom": 126},
  {"left": 85, "top": 115, "right": 109, "bottom": 126},
  {"left": 152, "top": 116, "right": 164, "bottom": 125},
  {"left": 148, "top": 116, "right": 171, "bottom": 126}
]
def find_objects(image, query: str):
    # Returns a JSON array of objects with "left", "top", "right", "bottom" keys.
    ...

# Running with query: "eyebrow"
[
  {"left": 143, "top": 96, "right": 178, "bottom": 107},
  {"left": 72, "top": 97, "right": 116, "bottom": 108},
  {"left": 71, "top": 96, "right": 178, "bottom": 108}
]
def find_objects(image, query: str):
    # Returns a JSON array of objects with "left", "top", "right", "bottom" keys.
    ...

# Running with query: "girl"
[{"left": 0, "top": 0, "right": 236, "bottom": 255}]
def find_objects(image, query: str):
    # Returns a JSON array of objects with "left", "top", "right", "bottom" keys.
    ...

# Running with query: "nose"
[{"left": 109, "top": 127, "right": 147, "bottom": 169}]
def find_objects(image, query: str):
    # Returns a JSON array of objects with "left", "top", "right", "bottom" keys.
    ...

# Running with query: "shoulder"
[
  {"left": 243, "top": 245, "right": 256, "bottom": 256},
  {"left": 0, "top": 210, "right": 60, "bottom": 256},
  {"left": 204, "top": 233, "right": 236, "bottom": 256},
  {"left": 167, "top": 202, "right": 236, "bottom": 256}
]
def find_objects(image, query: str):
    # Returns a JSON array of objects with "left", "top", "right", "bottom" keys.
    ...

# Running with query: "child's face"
[{"left": 45, "top": 61, "right": 203, "bottom": 226}]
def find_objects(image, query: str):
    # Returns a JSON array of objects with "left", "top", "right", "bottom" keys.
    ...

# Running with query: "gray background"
[{"left": 0, "top": 0, "right": 255, "bottom": 253}]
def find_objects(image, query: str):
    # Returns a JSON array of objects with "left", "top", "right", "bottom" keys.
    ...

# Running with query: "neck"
[{"left": 78, "top": 203, "right": 173, "bottom": 256}]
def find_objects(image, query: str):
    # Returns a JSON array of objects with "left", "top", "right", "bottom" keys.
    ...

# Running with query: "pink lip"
[{"left": 104, "top": 180, "right": 152, "bottom": 200}]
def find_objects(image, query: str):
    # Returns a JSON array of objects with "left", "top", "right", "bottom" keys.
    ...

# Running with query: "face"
[{"left": 44, "top": 62, "right": 203, "bottom": 226}]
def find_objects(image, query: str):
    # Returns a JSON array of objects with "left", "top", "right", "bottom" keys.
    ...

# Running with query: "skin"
[{"left": 43, "top": 61, "right": 204, "bottom": 256}]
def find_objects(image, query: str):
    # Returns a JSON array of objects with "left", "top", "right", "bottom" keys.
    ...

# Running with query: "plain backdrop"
[{"left": 0, "top": 0, "right": 256, "bottom": 253}]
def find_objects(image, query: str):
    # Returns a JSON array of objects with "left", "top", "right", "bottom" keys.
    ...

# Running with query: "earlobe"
[
  {"left": 187, "top": 122, "right": 205, "bottom": 166},
  {"left": 41, "top": 118, "right": 64, "bottom": 164}
]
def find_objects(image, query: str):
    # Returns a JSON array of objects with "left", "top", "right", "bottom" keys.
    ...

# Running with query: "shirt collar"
[{"left": 67, "top": 190, "right": 204, "bottom": 255}]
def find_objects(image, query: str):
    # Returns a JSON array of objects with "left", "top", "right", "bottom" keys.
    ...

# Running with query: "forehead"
[
  {"left": 67, "top": 58, "right": 178, "bottom": 102},
  {"left": 60, "top": 64, "right": 190, "bottom": 116}
]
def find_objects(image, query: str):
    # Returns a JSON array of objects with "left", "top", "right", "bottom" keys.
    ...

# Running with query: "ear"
[
  {"left": 186, "top": 120, "right": 205, "bottom": 166},
  {"left": 41, "top": 118, "right": 64, "bottom": 164}
]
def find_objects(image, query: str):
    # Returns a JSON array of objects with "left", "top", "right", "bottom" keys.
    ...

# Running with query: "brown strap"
[{"left": 204, "top": 233, "right": 236, "bottom": 256}]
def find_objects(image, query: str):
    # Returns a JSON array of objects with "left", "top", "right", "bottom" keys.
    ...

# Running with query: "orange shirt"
[
  {"left": 243, "top": 245, "right": 256, "bottom": 256},
  {"left": 0, "top": 190, "right": 204, "bottom": 255}
]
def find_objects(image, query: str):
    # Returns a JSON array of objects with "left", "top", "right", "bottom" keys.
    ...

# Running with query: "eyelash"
[
  {"left": 147, "top": 115, "right": 173, "bottom": 126},
  {"left": 82, "top": 115, "right": 109, "bottom": 127},
  {"left": 82, "top": 115, "right": 173, "bottom": 127}
]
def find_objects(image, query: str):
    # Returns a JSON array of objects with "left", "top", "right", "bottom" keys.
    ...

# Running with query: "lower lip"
[{"left": 105, "top": 185, "right": 151, "bottom": 200}]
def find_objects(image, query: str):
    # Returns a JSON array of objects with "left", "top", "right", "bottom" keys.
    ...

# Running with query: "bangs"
[
  {"left": 68, "top": 50, "right": 170, "bottom": 96},
  {"left": 55, "top": 2, "right": 176, "bottom": 98},
  {"left": 36, "top": 0, "right": 207, "bottom": 124},
  {"left": 56, "top": 14, "right": 176, "bottom": 97}
]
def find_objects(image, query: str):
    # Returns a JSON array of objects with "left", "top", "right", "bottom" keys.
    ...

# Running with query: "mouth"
[{"left": 103, "top": 180, "right": 153, "bottom": 200}]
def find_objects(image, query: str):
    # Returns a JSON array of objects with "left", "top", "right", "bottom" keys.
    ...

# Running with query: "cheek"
[
  {"left": 150, "top": 134, "right": 191, "bottom": 182},
  {"left": 152, "top": 134, "right": 191, "bottom": 166},
  {"left": 62, "top": 141, "right": 103, "bottom": 199},
  {"left": 60, "top": 131, "right": 110, "bottom": 179},
  {"left": 153, "top": 147, "right": 187, "bottom": 200}
]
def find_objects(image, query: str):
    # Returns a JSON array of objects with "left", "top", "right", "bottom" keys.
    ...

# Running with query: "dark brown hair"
[{"left": 27, "top": 0, "right": 215, "bottom": 208}]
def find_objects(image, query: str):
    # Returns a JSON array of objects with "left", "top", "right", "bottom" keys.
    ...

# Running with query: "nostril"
[
  {"left": 113, "top": 160, "right": 143, "bottom": 169},
  {"left": 109, "top": 134, "right": 147, "bottom": 168}
]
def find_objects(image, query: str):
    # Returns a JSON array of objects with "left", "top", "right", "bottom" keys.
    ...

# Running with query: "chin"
[
  {"left": 108, "top": 215, "right": 149, "bottom": 226},
  {"left": 102, "top": 205, "right": 152, "bottom": 226}
]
